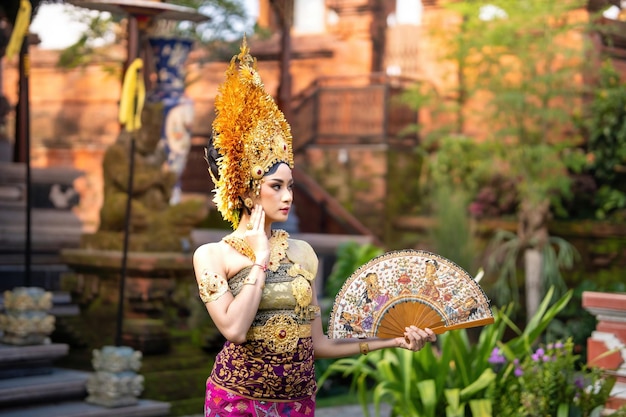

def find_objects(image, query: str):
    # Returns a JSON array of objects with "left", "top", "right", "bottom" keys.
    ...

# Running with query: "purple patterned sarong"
[{"left": 205, "top": 378, "right": 315, "bottom": 417}]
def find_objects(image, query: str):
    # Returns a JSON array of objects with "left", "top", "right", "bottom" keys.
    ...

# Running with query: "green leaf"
[
  {"left": 460, "top": 368, "right": 496, "bottom": 399},
  {"left": 417, "top": 379, "right": 437, "bottom": 417},
  {"left": 469, "top": 399, "right": 493, "bottom": 417},
  {"left": 444, "top": 389, "right": 464, "bottom": 417},
  {"left": 557, "top": 403, "right": 569, "bottom": 417}
]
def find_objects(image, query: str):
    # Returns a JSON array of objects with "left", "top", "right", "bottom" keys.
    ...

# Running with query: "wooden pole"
[
  {"left": 271, "top": 0, "right": 293, "bottom": 122},
  {"left": 14, "top": 36, "right": 31, "bottom": 286},
  {"left": 116, "top": 14, "right": 140, "bottom": 347}
]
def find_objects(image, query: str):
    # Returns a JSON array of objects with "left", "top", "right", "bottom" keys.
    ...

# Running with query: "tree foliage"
[
  {"left": 57, "top": 0, "right": 250, "bottom": 68},
  {"left": 444, "top": 0, "right": 588, "bottom": 209},
  {"left": 404, "top": 0, "right": 591, "bottom": 314},
  {"left": 580, "top": 61, "right": 626, "bottom": 219}
]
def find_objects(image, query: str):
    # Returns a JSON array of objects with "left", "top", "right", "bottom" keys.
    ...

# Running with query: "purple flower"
[
  {"left": 488, "top": 347, "right": 506, "bottom": 364},
  {"left": 531, "top": 348, "right": 546, "bottom": 362},
  {"left": 574, "top": 374, "right": 586, "bottom": 390},
  {"left": 514, "top": 367, "right": 523, "bottom": 377}
]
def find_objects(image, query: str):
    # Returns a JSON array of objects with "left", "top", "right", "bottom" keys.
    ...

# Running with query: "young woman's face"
[{"left": 259, "top": 163, "right": 293, "bottom": 223}]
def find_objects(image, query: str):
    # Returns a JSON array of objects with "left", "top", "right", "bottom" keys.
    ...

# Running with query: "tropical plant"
[
  {"left": 319, "top": 288, "right": 619, "bottom": 417},
  {"left": 486, "top": 228, "right": 578, "bottom": 318}
]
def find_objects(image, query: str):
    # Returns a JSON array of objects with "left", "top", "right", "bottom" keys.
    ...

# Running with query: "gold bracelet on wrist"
[
  {"left": 359, "top": 342, "right": 369, "bottom": 355},
  {"left": 243, "top": 274, "right": 265, "bottom": 289}
]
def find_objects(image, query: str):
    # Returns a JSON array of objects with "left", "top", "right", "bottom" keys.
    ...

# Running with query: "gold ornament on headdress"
[{"left": 209, "top": 37, "right": 294, "bottom": 228}]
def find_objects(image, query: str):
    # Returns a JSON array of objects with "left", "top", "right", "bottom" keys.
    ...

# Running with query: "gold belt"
[{"left": 246, "top": 315, "right": 311, "bottom": 354}]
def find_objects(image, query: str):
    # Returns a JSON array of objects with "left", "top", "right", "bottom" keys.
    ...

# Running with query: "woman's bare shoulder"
[
  {"left": 193, "top": 241, "right": 223, "bottom": 259},
  {"left": 193, "top": 241, "right": 229, "bottom": 274}
]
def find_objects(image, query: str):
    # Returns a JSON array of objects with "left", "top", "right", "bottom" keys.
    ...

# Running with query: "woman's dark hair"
[{"left": 205, "top": 134, "right": 220, "bottom": 181}]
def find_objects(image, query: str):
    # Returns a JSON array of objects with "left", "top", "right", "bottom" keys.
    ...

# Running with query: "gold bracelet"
[
  {"left": 243, "top": 274, "right": 265, "bottom": 290},
  {"left": 359, "top": 342, "right": 369, "bottom": 355},
  {"left": 243, "top": 263, "right": 267, "bottom": 286}
]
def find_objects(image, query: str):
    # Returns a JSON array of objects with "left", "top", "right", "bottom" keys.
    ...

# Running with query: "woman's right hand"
[{"left": 245, "top": 204, "right": 270, "bottom": 264}]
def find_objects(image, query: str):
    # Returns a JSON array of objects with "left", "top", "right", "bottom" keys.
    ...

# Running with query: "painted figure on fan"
[
  {"left": 419, "top": 259, "right": 442, "bottom": 301},
  {"left": 362, "top": 272, "right": 390, "bottom": 308},
  {"left": 193, "top": 38, "right": 436, "bottom": 417}
]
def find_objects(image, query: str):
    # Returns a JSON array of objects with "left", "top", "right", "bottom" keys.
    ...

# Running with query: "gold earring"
[{"left": 244, "top": 198, "right": 253, "bottom": 208}]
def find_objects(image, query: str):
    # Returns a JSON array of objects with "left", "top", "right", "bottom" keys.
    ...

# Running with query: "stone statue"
[{"left": 81, "top": 102, "right": 207, "bottom": 252}]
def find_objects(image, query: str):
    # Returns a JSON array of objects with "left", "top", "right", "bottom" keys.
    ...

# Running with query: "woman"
[{"left": 193, "top": 39, "right": 436, "bottom": 417}]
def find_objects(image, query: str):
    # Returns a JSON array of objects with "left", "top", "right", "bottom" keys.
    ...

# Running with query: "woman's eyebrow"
[{"left": 268, "top": 178, "right": 294, "bottom": 184}]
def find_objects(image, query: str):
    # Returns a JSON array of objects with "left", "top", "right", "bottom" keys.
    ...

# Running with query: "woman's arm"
[
  {"left": 193, "top": 243, "right": 267, "bottom": 344},
  {"left": 193, "top": 205, "right": 270, "bottom": 344}
]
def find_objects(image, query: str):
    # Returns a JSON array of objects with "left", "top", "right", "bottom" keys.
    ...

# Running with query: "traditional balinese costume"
[{"left": 196, "top": 39, "right": 320, "bottom": 417}]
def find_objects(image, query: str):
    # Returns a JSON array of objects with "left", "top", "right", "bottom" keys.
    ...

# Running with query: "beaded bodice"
[{"left": 209, "top": 243, "right": 319, "bottom": 401}]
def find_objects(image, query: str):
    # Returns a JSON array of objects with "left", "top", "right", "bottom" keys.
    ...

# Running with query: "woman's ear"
[{"left": 238, "top": 195, "right": 254, "bottom": 215}]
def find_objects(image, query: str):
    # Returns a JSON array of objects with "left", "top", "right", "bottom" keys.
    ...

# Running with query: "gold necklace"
[{"left": 223, "top": 229, "right": 289, "bottom": 272}]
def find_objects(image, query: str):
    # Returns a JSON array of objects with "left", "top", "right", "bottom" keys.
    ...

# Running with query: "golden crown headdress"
[{"left": 209, "top": 37, "right": 294, "bottom": 229}]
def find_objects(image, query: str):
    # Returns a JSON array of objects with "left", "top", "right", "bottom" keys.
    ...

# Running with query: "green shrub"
[{"left": 489, "top": 339, "right": 614, "bottom": 417}]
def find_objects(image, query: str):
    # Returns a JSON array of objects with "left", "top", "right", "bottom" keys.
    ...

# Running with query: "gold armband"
[
  {"left": 359, "top": 342, "right": 369, "bottom": 355},
  {"left": 198, "top": 270, "right": 229, "bottom": 303}
]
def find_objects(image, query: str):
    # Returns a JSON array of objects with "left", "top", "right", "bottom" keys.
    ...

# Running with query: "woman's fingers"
[
  {"left": 403, "top": 326, "right": 436, "bottom": 351},
  {"left": 255, "top": 204, "right": 264, "bottom": 229},
  {"left": 246, "top": 204, "right": 262, "bottom": 232},
  {"left": 244, "top": 205, "right": 269, "bottom": 258}
]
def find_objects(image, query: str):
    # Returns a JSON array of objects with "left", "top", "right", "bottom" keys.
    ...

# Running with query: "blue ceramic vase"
[{"left": 148, "top": 37, "right": 194, "bottom": 205}]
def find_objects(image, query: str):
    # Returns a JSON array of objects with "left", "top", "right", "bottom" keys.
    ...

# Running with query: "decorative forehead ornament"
[{"left": 208, "top": 37, "right": 294, "bottom": 229}]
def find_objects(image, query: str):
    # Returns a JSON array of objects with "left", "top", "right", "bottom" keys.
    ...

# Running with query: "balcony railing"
[{"left": 290, "top": 74, "right": 420, "bottom": 153}]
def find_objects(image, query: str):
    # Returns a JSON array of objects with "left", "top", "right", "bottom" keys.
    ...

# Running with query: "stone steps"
[
  {"left": 0, "top": 367, "right": 89, "bottom": 406},
  {"left": 0, "top": 343, "right": 170, "bottom": 417},
  {"left": 0, "top": 343, "right": 69, "bottom": 379}
]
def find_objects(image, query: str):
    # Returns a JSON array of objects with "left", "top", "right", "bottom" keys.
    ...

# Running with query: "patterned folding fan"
[{"left": 328, "top": 250, "right": 494, "bottom": 339}]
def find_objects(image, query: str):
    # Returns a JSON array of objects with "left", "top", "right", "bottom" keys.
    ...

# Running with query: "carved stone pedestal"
[
  {"left": 86, "top": 345, "right": 144, "bottom": 408},
  {"left": 0, "top": 287, "right": 55, "bottom": 345},
  {"left": 61, "top": 249, "right": 194, "bottom": 355},
  {"left": 582, "top": 291, "right": 626, "bottom": 411},
  {"left": 122, "top": 318, "right": 170, "bottom": 355}
]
